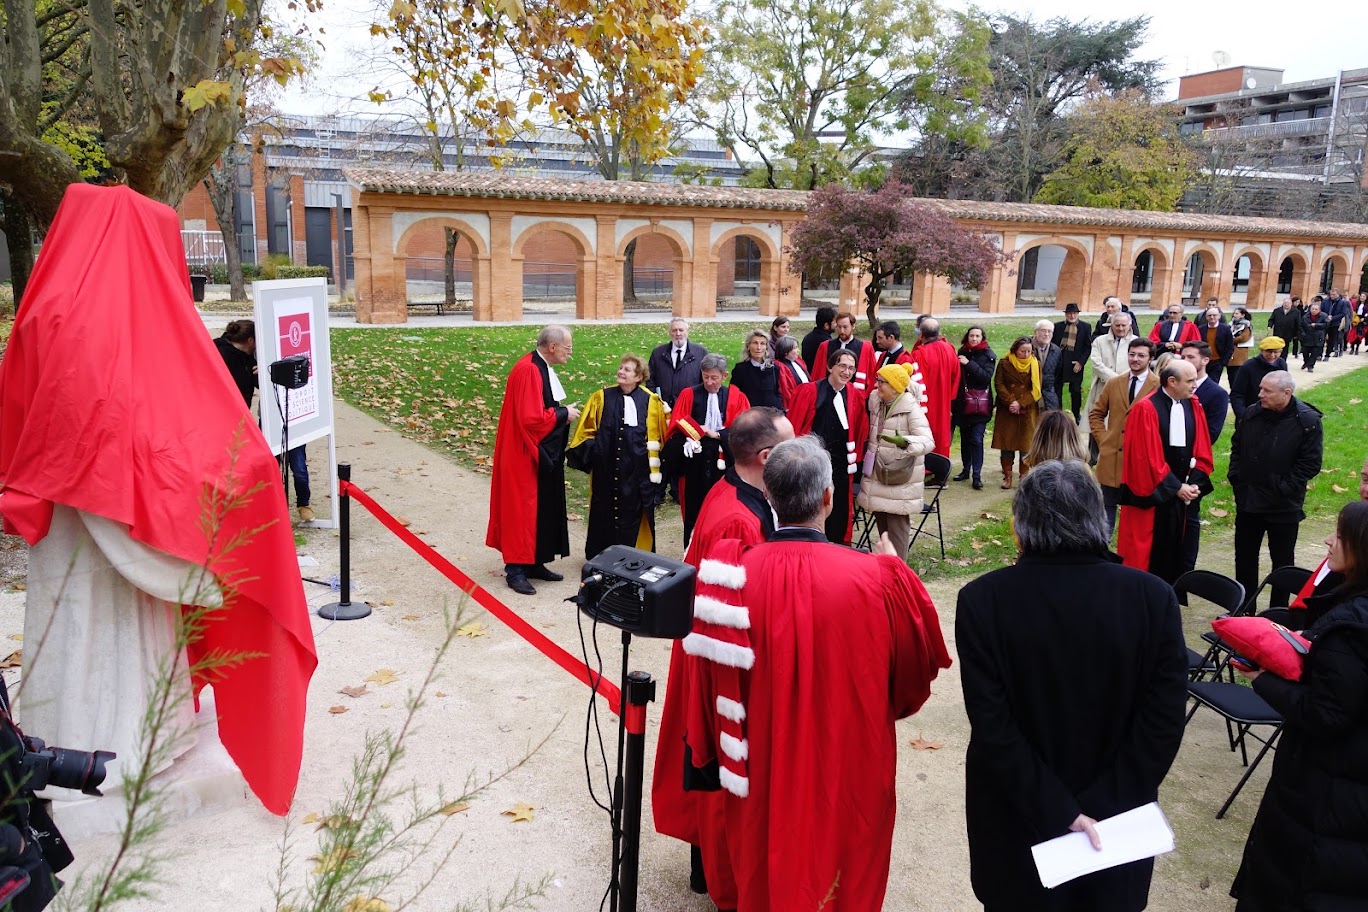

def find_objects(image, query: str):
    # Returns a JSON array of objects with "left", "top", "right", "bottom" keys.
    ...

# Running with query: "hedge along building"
[{"left": 342, "top": 169, "right": 1368, "bottom": 324}]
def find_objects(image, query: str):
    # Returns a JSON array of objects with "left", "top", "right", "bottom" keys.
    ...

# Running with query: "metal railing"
[{"left": 181, "top": 230, "right": 226, "bottom": 269}]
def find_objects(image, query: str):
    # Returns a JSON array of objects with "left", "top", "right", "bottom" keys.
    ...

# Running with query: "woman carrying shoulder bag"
[
  {"left": 858, "top": 362, "right": 935, "bottom": 556},
  {"left": 953, "top": 325, "right": 996, "bottom": 490}
]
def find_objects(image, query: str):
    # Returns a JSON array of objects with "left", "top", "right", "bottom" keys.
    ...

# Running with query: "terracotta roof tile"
[{"left": 343, "top": 169, "right": 1368, "bottom": 240}]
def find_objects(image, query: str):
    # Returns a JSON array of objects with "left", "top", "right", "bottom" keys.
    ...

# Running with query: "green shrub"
[
  {"left": 276, "top": 265, "right": 331, "bottom": 279},
  {"left": 208, "top": 262, "right": 263, "bottom": 284},
  {"left": 260, "top": 252, "right": 293, "bottom": 280}
]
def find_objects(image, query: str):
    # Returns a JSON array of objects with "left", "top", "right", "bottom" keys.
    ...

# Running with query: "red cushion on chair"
[{"left": 1211, "top": 616, "right": 1312, "bottom": 681}]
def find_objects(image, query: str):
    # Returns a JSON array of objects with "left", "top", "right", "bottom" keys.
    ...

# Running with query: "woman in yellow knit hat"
[{"left": 858, "top": 362, "right": 935, "bottom": 556}]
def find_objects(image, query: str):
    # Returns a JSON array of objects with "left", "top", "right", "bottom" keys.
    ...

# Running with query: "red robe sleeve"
[
  {"left": 777, "top": 363, "right": 800, "bottom": 410},
  {"left": 725, "top": 387, "right": 751, "bottom": 423},
  {"left": 788, "top": 381, "right": 818, "bottom": 436},
  {"left": 878, "top": 555, "right": 952, "bottom": 719},
  {"left": 852, "top": 341, "right": 877, "bottom": 395},
  {"left": 666, "top": 386, "right": 701, "bottom": 442},
  {"left": 813, "top": 340, "right": 831, "bottom": 376}
]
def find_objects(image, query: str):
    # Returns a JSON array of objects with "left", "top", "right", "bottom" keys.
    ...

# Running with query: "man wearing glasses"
[
  {"left": 1148, "top": 304, "right": 1200, "bottom": 354},
  {"left": 487, "top": 325, "right": 581, "bottom": 595}
]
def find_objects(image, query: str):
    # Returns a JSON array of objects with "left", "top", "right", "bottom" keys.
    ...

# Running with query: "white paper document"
[{"left": 1031, "top": 802, "right": 1176, "bottom": 889}]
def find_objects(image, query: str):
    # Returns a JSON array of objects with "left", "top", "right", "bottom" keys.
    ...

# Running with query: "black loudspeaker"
[
  {"left": 579, "top": 546, "right": 695, "bottom": 639},
  {"left": 270, "top": 355, "right": 310, "bottom": 389}
]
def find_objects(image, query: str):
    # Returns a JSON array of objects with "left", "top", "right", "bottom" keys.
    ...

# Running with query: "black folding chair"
[
  {"left": 852, "top": 505, "right": 876, "bottom": 551},
  {"left": 1185, "top": 667, "right": 1283, "bottom": 819},
  {"left": 909, "top": 453, "right": 952, "bottom": 560},
  {"left": 1172, "top": 570, "right": 1247, "bottom": 682}
]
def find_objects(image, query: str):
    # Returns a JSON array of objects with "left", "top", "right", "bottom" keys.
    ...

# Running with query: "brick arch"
[
  {"left": 1276, "top": 249, "right": 1312, "bottom": 302},
  {"left": 618, "top": 224, "right": 692, "bottom": 315},
  {"left": 1319, "top": 250, "right": 1352, "bottom": 293},
  {"left": 395, "top": 215, "right": 490, "bottom": 259},
  {"left": 1130, "top": 243, "right": 1173, "bottom": 310},
  {"left": 392, "top": 216, "right": 488, "bottom": 316},
  {"left": 1178, "top": 242, "right": 1223, "bottom": 303},
  {"left": 511, "top": 219, "right": 593, "bottom": 257},
  {"left": 711, "top": 227, "right": 784, "bottom": 317},
  {"left": 1013, "top": 235, "right": 1092, "bottom": 309},
  {"left": 1231, "top": 246, "right": 1272, "bottom": 310}
]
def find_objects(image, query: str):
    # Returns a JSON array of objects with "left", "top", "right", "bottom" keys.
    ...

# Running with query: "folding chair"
[
  {"left": 909, "top": 453, "right": 952, "bottom": 560},
  {"left": 1185, "top": 664, "right": 1283, "bottom": 819},
  {"left": 1172, "top": 570, "right": 1247, "bottom": 682},
  {"left": 852, "top": 505, "right": 876, "bottom": 551}
]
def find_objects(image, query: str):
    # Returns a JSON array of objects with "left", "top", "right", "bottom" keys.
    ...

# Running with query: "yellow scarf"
[{"left": 1007, "top": 350, "right": 1042, "bottom": 404}]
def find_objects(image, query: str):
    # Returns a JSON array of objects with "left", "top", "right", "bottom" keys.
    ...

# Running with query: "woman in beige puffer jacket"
[{"left": 857, "top": 362, "right": 935, "bottom": 556}]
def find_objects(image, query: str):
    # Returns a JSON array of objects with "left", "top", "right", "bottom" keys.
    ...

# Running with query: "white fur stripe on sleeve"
[
  {"left": 719, "top": 767, "right": 750, "bottom": 798},
  {"left": 682, "top": 632, "right": 756, "bottom": 669},
  {"left": 693, "top": 594, "right": 750, "bottom": 630},
  {"left": 698, "top": 559, "right": 746, "bottom": 590},
  {"left": 720, "top": 733, "right": 750, "bottom": 762},
  {"left": 716, "top": 695, "right": 746, "bottom": 722}
]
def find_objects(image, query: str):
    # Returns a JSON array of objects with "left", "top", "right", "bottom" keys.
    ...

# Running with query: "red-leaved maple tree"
[{"left": 787, "top": 182, "right": 1012, "bottom": 328}]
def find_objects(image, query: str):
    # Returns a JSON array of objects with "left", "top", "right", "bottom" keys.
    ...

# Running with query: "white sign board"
[{"left": 253, "top": 278, "right": 338, "bottom": 527}]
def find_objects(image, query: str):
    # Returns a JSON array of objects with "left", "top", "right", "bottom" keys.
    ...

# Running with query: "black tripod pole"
[
  {"left": 618, "top": 668, "right": 655, "bottom": 912},
  {"left": 318, "top": 463, "right": 369, "bottom": 621}
]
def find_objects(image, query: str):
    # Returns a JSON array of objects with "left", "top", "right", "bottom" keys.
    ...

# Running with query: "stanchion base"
[{"left": 318, "top": 601, "right": 372, "bottom": 621}]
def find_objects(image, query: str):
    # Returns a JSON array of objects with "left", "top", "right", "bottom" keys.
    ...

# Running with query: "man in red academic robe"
[
  {"left": 812, "top": 311, "right": 877, "bottom": 395},
  {"left": 0, "top": 184, "right": 316, "bottom": 815},
  {"left": 663, "top": 357, "right": 751, "bottom": 545},
  {"left": 486, "top": 326, "right": 580, "bottom": 595},
  {"left": 787, "top": 351, "right": 869, "bottom": 544},
  {"left": 682, "top": 435, "right": 951, "bottom": 912},
  {"left": 1117, "top": 360, "right": 1214, "bottom": 584},
  {"left": 653, "top": 407, "right": 793, "bottom": 909},
  {"left": 912, "top": 318, "right": 961, "bottom": 459},
  {"left": 1148, "top": 303, "right": 1202, "bottom": 354}
]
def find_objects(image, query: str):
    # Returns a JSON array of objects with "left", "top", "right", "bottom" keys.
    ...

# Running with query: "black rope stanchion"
[
  {"left": 617, "top": 669, "right": 655, "bottom": 912},
  {"left": 318, "top": 463, "right": 371, "bottom": 621}
]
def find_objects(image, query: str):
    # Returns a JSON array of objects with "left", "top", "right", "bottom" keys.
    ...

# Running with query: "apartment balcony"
[{"left": 1203, "top": 117, "right": 1331, "bottom": 140}]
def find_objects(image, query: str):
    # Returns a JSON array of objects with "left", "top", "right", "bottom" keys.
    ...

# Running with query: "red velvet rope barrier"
[{"left": 339, "top": 479, "right": 622, "bottom": 715}]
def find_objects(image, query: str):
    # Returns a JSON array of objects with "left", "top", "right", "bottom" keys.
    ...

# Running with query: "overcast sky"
[{"left": 279, "top": 0, "right": 1368, "bottom": 117}]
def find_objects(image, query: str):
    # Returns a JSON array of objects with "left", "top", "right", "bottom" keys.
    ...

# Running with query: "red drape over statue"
[{"left": 0, "top": 185, "right": 317, "bottom": 815}]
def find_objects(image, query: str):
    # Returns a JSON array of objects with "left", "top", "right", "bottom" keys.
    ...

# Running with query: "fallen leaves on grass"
[
  {"left": 1334, "top": 484, "right": 1348, "bottom": 494},
  {"left": 502, "top": 802, "right": 536, "bottom": 823},
  {"left": 364, "top": 668, "right": 400, "bottom": 686},
  {"left": 1208, "top": 507, "right": 1229, "bottom": 518}
]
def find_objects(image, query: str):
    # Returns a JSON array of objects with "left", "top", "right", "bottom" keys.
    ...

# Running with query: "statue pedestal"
[{"left": 48, "top": 694, "right": 248, "bottom": 840}]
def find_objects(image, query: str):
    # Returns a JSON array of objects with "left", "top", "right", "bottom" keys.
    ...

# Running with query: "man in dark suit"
[
  {"left": 801, "top": 305, "right": 836, "bottom": 370},
  {"left": 1052, "top": 303, "right": 1093, "bottom": 421},
  {"left": 1198, "top": 305, "right": 1235, "bottom": 386},
  {"left": 647, "top": 317, "right": 708, "bottom": 407},
  {"left": 1180, "top": 340, "right": 1231, "bottom": 572}
]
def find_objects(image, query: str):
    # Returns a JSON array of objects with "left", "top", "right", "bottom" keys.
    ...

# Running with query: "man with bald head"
[
  {"left": 913, "top": 317, "right": 961, "bottom": 459},
  {"left": 1229, "top": 370, "right": 1324, "bottom": 607},
  {"left": 1117, "top": 359, "right": 1214, "bottom": 584},
  {"left": 487, "top": 324, "right": 581, "bottom": 595}
]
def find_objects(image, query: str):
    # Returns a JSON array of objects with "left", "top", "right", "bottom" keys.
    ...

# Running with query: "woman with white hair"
[{"left": 957, "top": 459, "right": 1188, "bottom": 912}]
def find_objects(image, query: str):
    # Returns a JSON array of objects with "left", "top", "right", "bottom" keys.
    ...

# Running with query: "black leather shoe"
[
  {"left": 972, "top": 477, "right": 984, "bottom": 490},
  {"left": 505, "top": 570, "right": 536, "bottom": 596},
  {"left": 952, "top": 470, "right": 971, "bottom": 481},
  {"left": 527, "top": 564, "right": 564, "bottom": 582}
]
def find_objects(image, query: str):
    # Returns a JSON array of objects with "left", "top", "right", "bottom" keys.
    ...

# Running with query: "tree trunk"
[
  {"left": 204, "top": 163, "right": 247, "bottom": 301},
  {"left": 3, "top": 196, "right": 35, "bottom": 314},
  {"left": 444, "top": 227, "right": 458, "bottom": 309},
  {"left": 864, "top": 273, "right": 886, "bottom": 335},
  {"left": 623, "top": 239, "right": 638, "bottom": 304}
]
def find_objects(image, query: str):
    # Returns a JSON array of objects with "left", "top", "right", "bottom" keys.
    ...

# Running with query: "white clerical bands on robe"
[
  {"left": 1166, "top": 396, "right": 1186, "bottom": 447},
  {"left": 624, "top": 396, "right": 639, "bottom": 427},
  {"left": 705, "top": 392, "right": 722, "bottom": 431},
  {"left": 547, "top": 365, "right": 566, "bottom": 402},
  {"left": 834, "top": 391, "right": 848, "bottom": 429},
  {"left": 846, "top": 440, "right": 858, "bottom": 475},
  {"left": 793, "top": 364, "right": 809, "bottom": 383},
  {"left": 647, "top": 439, "right": 662, "bottom": 483}
]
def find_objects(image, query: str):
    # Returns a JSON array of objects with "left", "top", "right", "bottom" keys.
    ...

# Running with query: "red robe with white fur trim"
[
  {"left": 787, "top": 380, "right": 869, "bottom": 544},
  {"left": 684, "top": 531, "right": 952, "bottom": 912},
  {"left": 914, "top": 338, "right": 962, "bottom": 457}
]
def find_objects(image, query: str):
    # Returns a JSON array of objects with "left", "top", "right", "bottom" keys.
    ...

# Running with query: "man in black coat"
[
  {"left": 801, "top": 305, "right": 836, "bottom": 370},
  {"left": 647, "top": 317, "right": 708, "bottom": 407},
  {"left": 1230, "top": 336, "right": 1288, "bottom": 421},
  {"left": 1052, "top": 303, "right": 1093, "bottom": 420},
  {"left": 1267, "top": 296, "right": 1303, "bottom": 357},
  {"left": 1198, "top": 304, "right": 1235, "bottom": 385},
  {"left": 1229, "top": 369, "right": 1324, "bottom": 607},
  {"left": 1032, "top": 319, "right": 1065, "bottom": 411},
  {"left": 958, "top": 460, "right": 1188, "bottom": 912},
  {"left": 1094, "top": 295, "right": 1132, "bottom": 338}
]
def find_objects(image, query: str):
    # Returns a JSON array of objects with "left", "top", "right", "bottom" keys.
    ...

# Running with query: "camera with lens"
[{"left": 0, "top": 678, "right": 115, "bottom": 911}]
